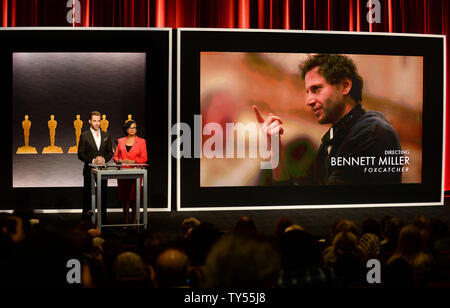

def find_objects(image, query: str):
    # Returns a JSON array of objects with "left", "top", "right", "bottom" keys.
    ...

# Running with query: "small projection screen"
[
  {"left": 1, "top": 28, "right": 172, "bottom": 211},
  {"left": 12, "top": 52, "right": 147, "bottom": 188}
]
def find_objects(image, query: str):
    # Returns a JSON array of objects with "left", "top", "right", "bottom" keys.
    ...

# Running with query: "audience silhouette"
[{"left": 1, "top": 211, "right": 449, "bottom": 288}]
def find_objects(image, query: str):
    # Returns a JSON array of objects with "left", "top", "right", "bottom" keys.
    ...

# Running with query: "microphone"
[{"left": 115, "top": 139, "right": 121, "bottom": 169}]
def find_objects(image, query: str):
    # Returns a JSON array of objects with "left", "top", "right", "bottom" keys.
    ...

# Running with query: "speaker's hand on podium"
[{"left": 93, "top": 156, "right": 105, "bottom": 165}]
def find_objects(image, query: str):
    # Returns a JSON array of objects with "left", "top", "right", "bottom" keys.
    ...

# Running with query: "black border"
[
  {"left": 1, "top": 28, "right": 171, "bottom": 210},
  {"left": 178, "top": 29, "right": 445, "bottom": 208}
]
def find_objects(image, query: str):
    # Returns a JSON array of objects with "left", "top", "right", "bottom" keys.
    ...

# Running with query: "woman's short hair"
[{"left": 123, "top": 120, "right": 136, "bottom": 135}]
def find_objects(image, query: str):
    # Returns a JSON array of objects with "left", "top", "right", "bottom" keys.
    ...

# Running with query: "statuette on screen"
[
  {"left": 68, "top": 114, "right": 83, "bottom": 153},
  {"left": 42, "top": 114, "right": 63, "bottom": 154},
  {"left": 16, "top": 115, "right": 37, "bottom": 154},
  {"left": 125, "top": 114, "right": 133, "bottom": 123},
  {"left": 100, "top": 114, "right": 109, "bottom": 132}
]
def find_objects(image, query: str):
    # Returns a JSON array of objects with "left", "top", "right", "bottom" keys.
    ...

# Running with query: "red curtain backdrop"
[{"left": 1, "top": 0, "right": 449, "bottom": 191}]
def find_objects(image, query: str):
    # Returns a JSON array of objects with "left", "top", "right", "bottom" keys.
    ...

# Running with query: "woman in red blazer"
[{"left": 113, "top": 120, "right": 147, "bottom": 228}]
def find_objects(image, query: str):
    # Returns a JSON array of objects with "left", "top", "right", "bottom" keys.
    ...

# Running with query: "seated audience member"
[
  {"left": 0, "top": 214, "right": 25, "bottom": 288},
  {"left": 184, "top": 227, "right": 194, "bottom": 241},
  {"left": 202, "top": 235, "right": 280, "bottom": 288},
  {"left": 152, "top": 248, "right": 191, "bottom": 288},
  {"left": 334, "top": 220, "right": 359, "bottom": 237},
  {"left": 11, "top": 222, "right": 79, "bottom": 288},
  {"left": 380, "top": 217, "right": 403, "bottom": 264},
  {"left": 101, "top": 232, "right": 126, "bottom": 277},
  {"left": 188, "top": 223, "right": 223, "bottom": 267},
  {"left": 72, "top": 231, "right": 107, "bottom": 288},
  {"left": 277, "top": 229, "right": 340, "bottom": 288},
  {"left": 429, "top": 218, "right": 450, "bottom": 253},
  {"left": 427, "top": 219, "right": 450, "bottom": 287},
  {"left": 139, "top": 232, "right": 169, "bottom": 269},
  {"left": 413, "top": 214, "right": 432, "bottom": 253},
  {"left": 361, "top": 218, "right": 382, "bottom": 239},
  {"left": 285, "top": 224, "right": 305, "bottom": 233},
  {"left": 358, "top": 232, "right": 381, "bottom": 261},
  {"left": 186, "top": 223, "right": 224, "bottom": 286},
  {"left": 274, "top": 217, "right": 294, "bottom": 240},
  {"left": 13, "top": 204, "right": 36, "bottom": 239},
  {"left": 379, "top": 215, "right": 393, "bottom": 243},
  {"left": 76, "top": 219, "right": 96, "bottom": 233},
  {"left": 328, "top": 219, "right": 359, "bottom": 246},
  {"left": 0, "top": 214, "right": 26, "bottom": 245},
  {"left": 81, "top": 259, "right": 106, "bottom": 288},
  {"left": 387, "top": 225, "right": 435, "bottom": 287},
  {"left": 181, "top": 217, "right": 201, "bottom": 238},
  {"left": 112, "top": 251, "right": 150, "bottom": 288},
  {"left": 323, "top": 220, "right": 359, "bottom": 263},
  {"left": 233, "top": 216, "right": 257, "bottom": 236},
  {"left": 383, "top": 257, "right": 415, "bottom": 288},
  {"left": 380, "top": 215, "right": 393, "bottom": 233},
  {"left": 413, "top": 214, "right": 430, "bottom": 230}
]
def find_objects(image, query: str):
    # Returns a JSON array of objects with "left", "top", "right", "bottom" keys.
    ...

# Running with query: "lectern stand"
[{"left": 90, "top": 163, "right": 148, "bottom": 231}]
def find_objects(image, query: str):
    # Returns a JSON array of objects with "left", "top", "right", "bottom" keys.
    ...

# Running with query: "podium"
[{"left": 90, "top": 163, "right": 148, "bottom": 231}]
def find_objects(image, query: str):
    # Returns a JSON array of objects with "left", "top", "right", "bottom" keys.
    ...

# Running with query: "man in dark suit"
[{"left": 78, "top": 111, "right": 113, "bottom": 222}]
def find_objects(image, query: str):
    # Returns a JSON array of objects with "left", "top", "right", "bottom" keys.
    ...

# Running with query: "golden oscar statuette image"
[
  {"left": 68, "top": 114, "right": 83, "bottom": 153},
  {"left": 16, "top": 115, "right": 37, "bottom": 154},
  {"left": 125, "top": 114, "right": 133, "bottom": 123},
  {"left": 42, "top": 115, "right": 63, "bottom": 154},
  {"left": 100, "top": 114, "right": 109, "bottom": 132}
]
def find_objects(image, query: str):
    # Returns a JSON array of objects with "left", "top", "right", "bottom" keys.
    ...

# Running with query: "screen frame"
[
  {"left": 0, "top": 27, "right": 172, "bottom": 213},
  {"left": 176, "top": 28, "right": 446, "bottom": 211}
]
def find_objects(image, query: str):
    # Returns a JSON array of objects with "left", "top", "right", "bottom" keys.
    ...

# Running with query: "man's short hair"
[
  {"left": 300, "top": 54, "right": 364, "bottom": 103},
  {"left": 203, "top": 235, "right": 280, "bottom": 288},
  {"left": 155, "top": 248, "right": 190, "bottom": 288},
  {"left": 89, "top": 111, "right": 101, "bottom": 120},
  {"left": 113, "top": 251, "right": 146, "bottom": 280}
]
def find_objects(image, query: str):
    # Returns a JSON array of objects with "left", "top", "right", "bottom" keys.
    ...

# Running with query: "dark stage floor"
[{"left": 32, "top": 196, "right": 450, "bottom": 240}]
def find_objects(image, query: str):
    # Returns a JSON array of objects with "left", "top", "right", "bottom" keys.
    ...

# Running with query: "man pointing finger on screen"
[{"left": 254, "top": 54, "right": 402, "bottom": 185}]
